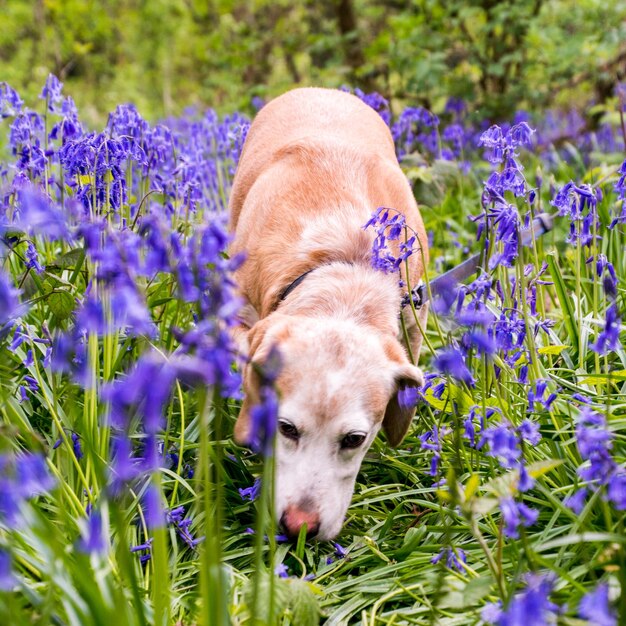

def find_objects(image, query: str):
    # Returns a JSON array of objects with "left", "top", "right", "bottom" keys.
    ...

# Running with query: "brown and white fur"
[{"left": 228, "top": 88, "right": 429, "bottom": 540}]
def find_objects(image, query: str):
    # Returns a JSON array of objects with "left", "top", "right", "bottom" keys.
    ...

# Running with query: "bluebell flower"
[
  {"left": 332, "top": 542, "right": 348, "bottom": 559},
  {"left": 130, "top": 538, "right": 153, "bottom": 563},
  {"left": 579, "top": 583, "right": 616, "bottom": 626},
  {"left": 78, "top": 509, "right": 106, "bottom": 555},
  {"left": 247, "top": 346, "right": 282, "bottom": 456},
  {"left": 589, "top": 303, "right": 621, "bottom": 355},
  {"left": 0, "top": 452, "right": 55, "bottom": 528},
  {"left": 0, "top": 272, "right": 21, "bottom": 324},
  {"left": 274, "top": 563, "right": 289, "bottom": 579},
  {"left": 397, "top": 386, "right": 420, "bottom": 411},
  {"left": 527, "top": 379, "right": 558, "bottom": 412},
  {"left": 0, "top": 549, "right": 16, "bottom": 591},
  {"left": 607, "top": 471, "right": 626, "bottom": 510},
  {"left": 564, "top": 487, "right": 588, "bottom": 514},
  {"left": 14, "top": 185, "right": 70, "bottom": 240},
  {"left": 419, "top": 425, "right": 449, "bottom": 477},
  {"left": 166, "top": 506, "right": 203, "bottom": 549},
  {"left": 482, "top": 573, "right": 558, "bottom": 625},
  {"left": 143, "top": 483, "right": 165, "bottom": 530},
  {"left": 610, "top": 159, "right": 626, "bottom": 227},
  {"left": 463, "top": 405, "right": 499, "bottom": 446},
  {"left": 39, "top": 74, "right": 64, "bottom": 113},
  {"left": 500, "top": 496, "right": 538, "bottom": 538},
  {"left": 391, "top": 106, "right": 440, "bottom": 159},
  {"left": 22, "top": 349, "right": 34, "bottom": 368},
  {"left": 0, "top": 82, "right": 23, "bottom": 117},
  {"left": 239, "top": 477, "right": 261, "bottom": 502},
  {"left": 432, "top": 347, "right": 474, "bottom": 385},
  {"left": 249, "top": 388, "right": 279, "bottom": 457},
  {"left": 478, "top": 421, "right": 520, "bottom": 468},
  {"left": 25, "top": 241, "right": 44, "bottom": 274},
  {"left": 431, "top": 546, "right": 466, "bottom": 572},
  {"left": 551, "top": 182, "right": 600, "bottom": 246}
]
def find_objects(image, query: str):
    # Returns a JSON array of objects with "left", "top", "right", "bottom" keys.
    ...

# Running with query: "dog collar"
[
  {"left": 277, "top": 210, "right": 554, "bottom": 310},
  {"left": 278, "top": 268, "right": 318, "bottom": 302}
]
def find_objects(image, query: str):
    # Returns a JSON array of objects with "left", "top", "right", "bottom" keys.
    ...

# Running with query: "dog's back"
[
  {"left": 230, "top": 88, "right": 428, "bottom": 318},
  {"left": 229, "top": 87, "right": 397, "bottom": 228}
]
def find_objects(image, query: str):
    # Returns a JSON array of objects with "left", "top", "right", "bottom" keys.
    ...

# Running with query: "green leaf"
[
  {"left": 546, "top": 253, "right": 578, "bottom": 356},
  {"left": 464, "top": 474, "right": 480, "bottom": 500},
  {"left": 579, "top": 370, "right": 626, "bottom": 384},
  {"left": 53, "top": 248, "right": 85, "bottom": 269},
  {"left": 289, "top": 579, "right": 321, "bottom": 626},
  {"left": 47, "top": 290, "right": 75, "bottom": 320},
  {"left": 527, "top": 459, "right": 564, "bottom": 479},
  {"left": 462, "top": 575, "right": 494, "bottom": 606},
  {"left": 538, "top": 345, "right": 568, "bottom": 355}
]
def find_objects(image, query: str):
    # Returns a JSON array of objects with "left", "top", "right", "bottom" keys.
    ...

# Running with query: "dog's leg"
[{"left": 401, "top": 301, "right": 429, "bottom": 368}]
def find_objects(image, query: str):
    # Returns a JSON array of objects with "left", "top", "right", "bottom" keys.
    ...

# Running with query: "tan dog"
[{"left": 229, "top": 88, "right": 429, "bottom": 540}]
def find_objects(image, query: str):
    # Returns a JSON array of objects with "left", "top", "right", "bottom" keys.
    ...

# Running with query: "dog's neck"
[{"left": 275, "top": 262, "right": 402, "bottom": 338}]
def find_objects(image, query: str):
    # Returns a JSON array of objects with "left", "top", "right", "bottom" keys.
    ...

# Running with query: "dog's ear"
[
  {"left": 233, "top": 315, "right": 287, "bottom": 445},
  {"left": 382, "top": 361, "right": 424, "bottom": 448}
]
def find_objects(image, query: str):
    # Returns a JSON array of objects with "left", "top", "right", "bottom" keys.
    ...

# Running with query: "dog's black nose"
[{"left": 280, "top": 505, "right": 320, "bottom": 539}]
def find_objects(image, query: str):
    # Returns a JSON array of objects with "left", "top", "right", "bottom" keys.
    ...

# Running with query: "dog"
[{"left": 228, "top": 88, "right": 429, "bottom": 540}]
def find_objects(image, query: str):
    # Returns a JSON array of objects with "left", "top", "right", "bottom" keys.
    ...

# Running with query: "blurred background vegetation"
[{"left": 1, "top": 0, "right": 625, "bottom": 125}]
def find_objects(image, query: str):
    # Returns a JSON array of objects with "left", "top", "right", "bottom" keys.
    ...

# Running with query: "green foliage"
[{"left": 1, "top": 0, "right": 625, "bottom": 123}]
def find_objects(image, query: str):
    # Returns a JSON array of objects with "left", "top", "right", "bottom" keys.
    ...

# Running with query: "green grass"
[{"left": 0, "top": 83, "right": 625, "bottom": 625}]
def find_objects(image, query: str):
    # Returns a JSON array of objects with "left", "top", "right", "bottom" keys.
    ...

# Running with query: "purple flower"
[
  {"left": 397, "top": 386, "right": 420, "bottom": 411},
  {"left": 78, "top": 510, "right": 106, "bottom": 555},
  {"left": 518, "top": 419, "right": 541, "bottom": 445},
  {"left": 274, "top": 563, "right": 289, "bottom": 579},
  {"left": 363, "top": 207, "right": 421, "bottom": 275},
  {"left": 247, "top": 346, "right": 282, "bottom": 456},
  {"left": 25, "top": 242, "right": 44, "bottom": 274},
  {"left": 482, "top": 573, "right": 559, "bottom": 625},
  {"left": 463, "top": 405, "right": 499, "bottom": 446},
  {"left": 431, "top": 547, "right": 466, "bottom": 572},
  {"left": 39, "top": 74, "right": 64, "bottom": 113},
  {"left": 14, "top": 185, "right": 70, "bottom": 240},
  {"left": 0, "top": 452, "right": 55, "bottom": 528},
  {"left": 349, "top": 87, "right": 391, "bottom": 126},
  {"left": 0, "top": 82, "right": 23, "bottom": 118},
  {"left": 130, "top": 538, "right": 153, "bottom": 563},
  {"left": 564, "top": 487, "right": 588, "bottom": 514},
  {"left": 419, "top": 425, "right": 449, "bottom": 477},
  {"left": 0, "top": 272, "right": 21, "bottom": 324},
  {"left": 239, "top": 477, "right": 261, "bottom": 502},
  {"left": 432, "top": 347, "right": 475, "bottom": 385},
  {"left": 166, "top": 506, "right": 202, "bottom": 549},
  {"left": 607, "top": 471, "right": 626, "bottom": 510},
  {"left": 527, "top": 379, "right": 558, "bottom": 412},
  {"left": 589, "top": 303, "right": 621, "bottom": 355},
  {"left": 332, "top": 541, "right": 348, "bottom": 559},
  {"left": 576, "top": 409, "right": 612, "bottom": 456},
  {"left": 551, "top": 182, "right": 600, "bottom": 247},
  {"left": 0, "top": 549, "right": 16, "bottom": 591},
  {"left": 579, "top": 583, "right": 616, "bottom": 626},
  {"left": 392, "top": 106, "right": 440, "bottom": 159},
  {"left": 143, "top": 483, "right": 165, "bottom": 529},
  {"left": 500, "top": 496, "right": 538, "bottom": 538},
  {"left": 479, "top": 421, "right": 520, "bottom": 469},
  {"left": 249, "top": 388, "right": 279, "bottom": 457}
]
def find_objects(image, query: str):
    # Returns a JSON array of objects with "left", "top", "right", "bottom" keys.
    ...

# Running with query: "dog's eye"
[
  {"left": 340, "top": 432, "right": 366, "bottom": 450},
  {"left": 278, "top": 420, "right": 299, "bottom": 441}
]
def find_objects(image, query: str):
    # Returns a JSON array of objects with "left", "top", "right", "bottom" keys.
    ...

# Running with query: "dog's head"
[{"left": 235, "top": 312, "right": 422, "bottom": 540}]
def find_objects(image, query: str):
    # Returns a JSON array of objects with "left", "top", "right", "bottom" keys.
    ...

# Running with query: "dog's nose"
[{"left": 280, "top": 504, "right": 320, "bottom": 539}]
